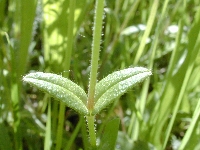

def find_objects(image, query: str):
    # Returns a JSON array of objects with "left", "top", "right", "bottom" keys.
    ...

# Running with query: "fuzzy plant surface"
[
  {"left": 22, "top": 0, "right": 152, "bottom": 149},
  {"left": 23, "top": 67, "right": 151, "bottom": 116},
  {"left": 23, "top": 67, "right": 151, "bottom": 146}
]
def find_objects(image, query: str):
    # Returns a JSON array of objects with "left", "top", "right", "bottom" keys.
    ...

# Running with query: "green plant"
[
  {"left": 1, "top": 0, "right": 200, "bottom": 150},
  {"left": 23, "top": 0, "right": 151, "bottom": 149}
]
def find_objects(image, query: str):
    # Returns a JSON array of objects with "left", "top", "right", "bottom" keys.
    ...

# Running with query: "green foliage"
[
  {"left": 93, "top": 67, "right": 151, "bottom": 115},
  {"left": 98, "top": 118, "right": 120, "bottom": 150},
  {"left": 23, "top": 0, "right": 151, "bottom": 148},
  {"left": 1, "top": 0, "right": 200, "bottom": 150},
  {"left": 23, "top": 67, "right": 151, "bottom": 116},
  {"left": 23, "top": 72, "right": 88, "bottom": 115}
]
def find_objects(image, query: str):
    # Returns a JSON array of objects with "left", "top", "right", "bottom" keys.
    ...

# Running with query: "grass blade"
[{"left": 178, "top": 98, "right": 200, "bottom": 150}]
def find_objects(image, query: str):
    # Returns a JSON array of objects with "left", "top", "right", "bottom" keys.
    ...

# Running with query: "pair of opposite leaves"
[{"left": 23, "top": 67, "right": 151, "bottom": 116}]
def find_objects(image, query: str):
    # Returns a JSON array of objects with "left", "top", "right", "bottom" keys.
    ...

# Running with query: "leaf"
[
  {"left": 0, "top": 123, "right": 13, "bottom": 150},
  {"left": 23, "top": 72, "right": 88, "bottom": 115},
  {"left": 132, "top": 140, "right": 156, "bottom": 150},
  {"left": 93, "top": 67, "right": 151, "bottom": 115},
  {"left": 98, "top": 118, "right": 120, "bottom": 150}
]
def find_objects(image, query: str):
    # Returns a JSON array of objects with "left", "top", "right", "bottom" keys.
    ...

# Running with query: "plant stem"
[
  {"left": 87, "top": 0, "right": 105, "bottom": 147},
  {"left": 87, "top": 0, "right": 105, "bottom": 112},
  {"left": 44, "top": 99, "right": 51, "bottom": 150},
  {"left": 86, "top": 116, "right": 96, "bottom": 147}
]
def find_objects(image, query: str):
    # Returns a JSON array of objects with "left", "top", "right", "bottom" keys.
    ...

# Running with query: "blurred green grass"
[{"left": 0, "top": 0, "right": 200, "bottom": 149}]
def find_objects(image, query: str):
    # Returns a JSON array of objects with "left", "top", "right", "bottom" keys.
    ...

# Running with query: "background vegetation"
[{"left": 0, "top": 0, "right": 200, "bottom": 149}]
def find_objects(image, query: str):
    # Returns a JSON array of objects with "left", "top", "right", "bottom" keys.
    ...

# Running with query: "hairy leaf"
[
  {"left": 93, "top": 67, "right": 151, "bottom": 115},
  {"left": 23, "top": 72, "right": 88, "bottom": 115}
]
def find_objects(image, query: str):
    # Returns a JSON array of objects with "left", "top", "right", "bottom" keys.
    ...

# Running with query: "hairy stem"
[
  {"left": 87, "top": 0, "right": 105, "bottom": 112},
  {"left": 86, "top": 0, "right": 105, "bottom": 147},
  {"left": 86, "top": 116, "right": 96, "bottom": 147}
]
